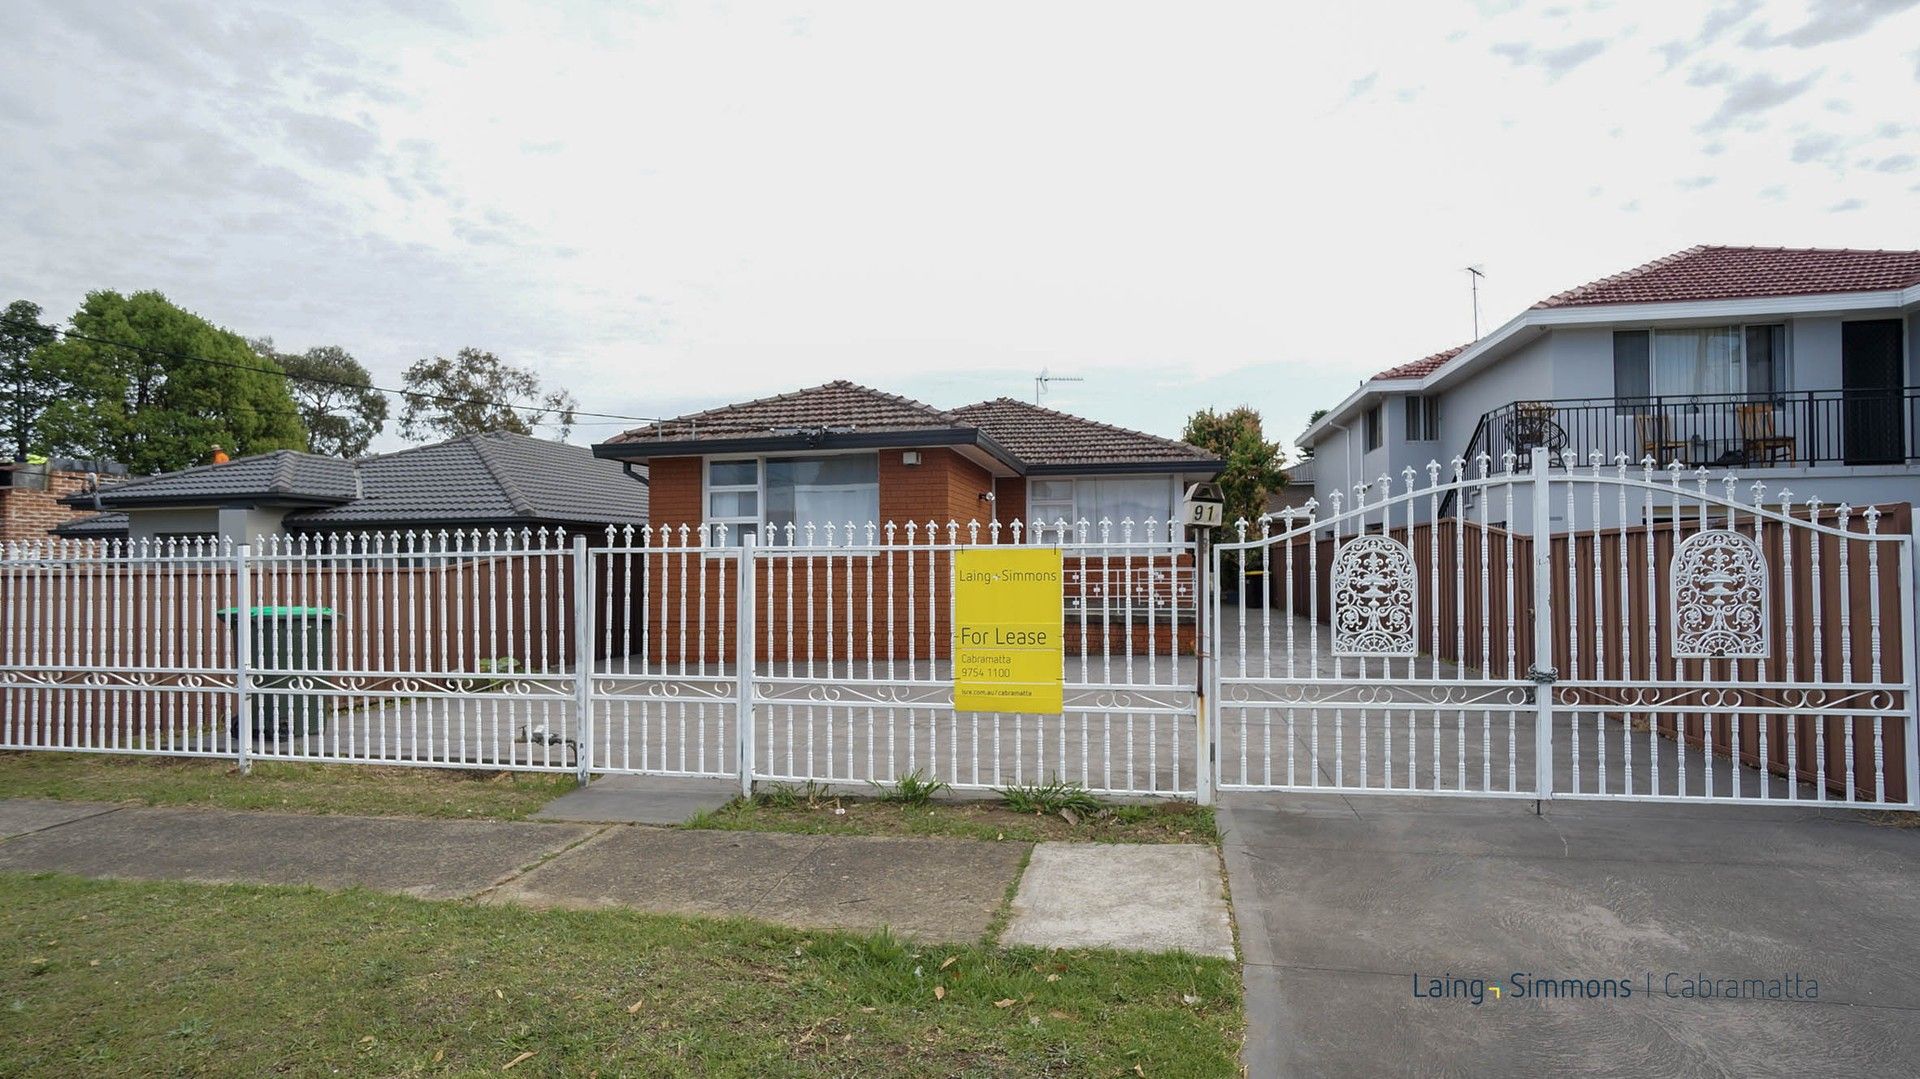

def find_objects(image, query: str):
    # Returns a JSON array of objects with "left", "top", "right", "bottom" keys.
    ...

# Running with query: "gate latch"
[{"left": 1525, "top": 665, "right": 1558, "bottom": 685}]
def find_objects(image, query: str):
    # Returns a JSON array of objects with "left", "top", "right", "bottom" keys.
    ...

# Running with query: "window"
[
  {"left": 1404, "top": 396, "right": 1439, "bottom": 441},
  {"left": 1613, "top": 325, "right": 1785, "bottom": 402},
  {"left": 1364, "top": 405, "right": 1383, "bottom": 451},
  {"left": 766, "top": 454, "right": 878, "bottom": 541},
  {"left": 705, "top": 458, "right": 760, "bottom": 545},
  {"left": 704, "top": 453, "right": 880, "bottom": 545},
  {"left": 1026, "top": 476, "right": 1177, "bottom": 536}
]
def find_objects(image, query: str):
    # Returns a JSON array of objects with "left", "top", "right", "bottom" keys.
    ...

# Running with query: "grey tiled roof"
[
  {"left": 293, "top": 432, "right": 648, "bottom": 529},
  {"left": 605, "top": 381, "right": 958, "bottom": 442},
  {"left": 67, "top": 433, "right": 647, "bottom": 532},
  {"left": 948, "top": 398, "right": 1218, "bottom": 466},
  {"left": 73, "top": 450, "right": 359, "bottom": 506},
  {"left": 51, "top": 512, "right": 130, "bottom": 537}
]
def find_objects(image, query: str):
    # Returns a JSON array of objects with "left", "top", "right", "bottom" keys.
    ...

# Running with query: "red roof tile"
[
  {"left": 1374, "top": 343, "right": 1469, "bottom": 381},
  {"left": 1535, "top": 245, "right": 1920, "bottom": 308},
  {"left": 605, "top": 381, "right": 956, "bottom": 443},
  {"left": 948, "top": 398, "right": 1217, "bottom": 466}
]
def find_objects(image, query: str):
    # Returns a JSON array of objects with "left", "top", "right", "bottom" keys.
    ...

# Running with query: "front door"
[{"left": 1842, "top": 319, "right": 1904, "bottom": 465}]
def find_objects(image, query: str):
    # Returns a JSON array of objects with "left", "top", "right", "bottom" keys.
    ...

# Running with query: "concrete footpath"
[{"left": 0, "top": 798, "right": 1232, "bottom": 955}]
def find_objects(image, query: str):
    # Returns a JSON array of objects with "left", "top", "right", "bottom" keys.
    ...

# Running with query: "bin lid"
[{"left": 218, "top": 606, "right": 336, "bottom": 617}]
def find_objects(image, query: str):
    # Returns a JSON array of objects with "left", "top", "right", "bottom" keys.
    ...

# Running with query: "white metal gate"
[
  {"left": 583, "top": 519, "right": 1203, "bottom": 796},
  {"left": 1210, "top": 448, "right": 1920, "bottom": 809}
]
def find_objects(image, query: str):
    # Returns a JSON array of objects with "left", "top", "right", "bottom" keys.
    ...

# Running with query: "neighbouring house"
[
  {"left": 0, "top": 458, "right": 127, "bottom": 542},
  {"left": 592, "top": 381, "right": 1223, "bottom": 659},
  {"left": 1298, "top": 245, "right": 1920, "bottom": 526},
  {"left": 50, "top": 431, "right": 650, "bottom": 545}
]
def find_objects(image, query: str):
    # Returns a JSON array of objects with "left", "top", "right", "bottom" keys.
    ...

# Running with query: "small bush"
[
  {"left": 999, "top": 778, "right": 1102, "bottom": 816},
  {"left": 871, "top": 769, "right": 947, "bottom": 806}
]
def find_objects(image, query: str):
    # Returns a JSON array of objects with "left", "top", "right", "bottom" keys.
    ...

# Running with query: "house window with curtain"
[
  {"left": 705, "top": 453, "right": 881, "bottom": 546},
  {"left": 1404, "top": 396, "right": 1439, "bottom": 441},
  {"left": 1364, "top": 405, "right": 1383, "bottom": 451},
  {"left": 1613, "top": 325, "right": 1785, "bottom": 402},
  {"left": 1025, "top": 476, "right": 1176, "bottom": 539}
]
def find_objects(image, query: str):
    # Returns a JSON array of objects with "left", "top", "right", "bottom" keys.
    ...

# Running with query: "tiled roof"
[
  {"left": 1535, "top": 245, "right": 1920, "bottom": 308},
  {"left": 1374, "top": 343, "right": 1470, "bottom": 381},
  {"left": 51, "top": 511, "right": 129, "bottom": 537},
  {"left": 605, "top": 381, "right": 957, "bottom": 443},
  {"left": 948, "top": 398, "right": 1217, "bottom": 466},
  {"left": 72, "top": 433, "right": 648, "bottom": 531},
  {"left": 289, "top": 433, "right": 648, "bottom": 529},
  {"left": 75, "top": 450, "right": 360, "bottom": 505}
]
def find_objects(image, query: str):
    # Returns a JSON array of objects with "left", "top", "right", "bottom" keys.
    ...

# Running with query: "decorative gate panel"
[{"left": 1211, "top": 449, "right": 1918, "bottom": 809}]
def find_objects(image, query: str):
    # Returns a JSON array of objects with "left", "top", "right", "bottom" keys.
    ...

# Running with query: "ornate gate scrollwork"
[
  {"left": 1671, "top": 528, "right": 1769, "bottom": 659},
  {"left": 1331, "top": 534, "right": 1417, "bottom": 657}
]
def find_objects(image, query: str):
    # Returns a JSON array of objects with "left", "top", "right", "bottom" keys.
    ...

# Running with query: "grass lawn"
[
  {"left": 690, "top": 788, "right": 1219, "bottom": 845},
  {"left": 0, "top": 873, "right": 1242, "bottom": 1078},
  {"left": 0, "top": 752, "right": 576, "bottom": 821}
]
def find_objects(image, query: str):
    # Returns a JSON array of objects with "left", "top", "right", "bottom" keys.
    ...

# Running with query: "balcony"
[{"left": 1465, "top": 389, "right": 1920, "bottom": 472}]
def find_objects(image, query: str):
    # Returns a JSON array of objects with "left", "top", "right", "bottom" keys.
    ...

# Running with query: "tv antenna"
[
  {"left": 1466, "top": 265, "right": 1486, "bottom": 341},
  {"left": 1034, "top": 368, "right": 1085, "bottom": 404}
]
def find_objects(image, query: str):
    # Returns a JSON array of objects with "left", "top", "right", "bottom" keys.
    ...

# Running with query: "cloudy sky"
[{"left": 2, "top": 0, "right": 1916, "bottom": 453}]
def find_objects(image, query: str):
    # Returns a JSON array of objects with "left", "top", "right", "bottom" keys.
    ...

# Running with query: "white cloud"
[{"left": 0, "top": 0, "right": 1917, "bottom": 453}]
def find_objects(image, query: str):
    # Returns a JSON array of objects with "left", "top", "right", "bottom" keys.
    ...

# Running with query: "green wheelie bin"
[{"left": 220, "top": 606, "right": 335, "bottom": 741}]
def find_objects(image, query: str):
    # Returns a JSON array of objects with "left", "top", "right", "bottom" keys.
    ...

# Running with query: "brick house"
[
  {"left": 593, "top": 382, "right": 1222, "bottom": 662},
  {"left": 0, "top": 458, "right": 127, "bottom": 542}
]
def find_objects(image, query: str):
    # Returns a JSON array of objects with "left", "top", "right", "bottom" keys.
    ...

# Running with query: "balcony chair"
[
  {"left": 1735, "top": 403, "right": 1795, "bottom": 465},
  {"left": 1504, "top": 401, "right": 1568, "bottom": 461},
  {"left": 1634, "top": 412, "right": 1687, "bottom": 464}
]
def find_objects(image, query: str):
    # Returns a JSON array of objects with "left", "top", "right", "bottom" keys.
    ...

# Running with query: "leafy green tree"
[
  {"left": 1, "top": 299, "right": 57, "bottom": 461},
  {"left": 398, "top": 348, "right": 577, "bottom": 441},
  {"left": 1182, "top": 405, "right": 1287, "bottom": 535},
  {"left": 254, "top": 339, "right": 389, "bottom": 457},
  {"left": 34, "top": 290, "right": 307, "bottom": 474}
]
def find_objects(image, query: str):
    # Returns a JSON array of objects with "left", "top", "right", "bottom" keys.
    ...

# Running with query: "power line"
[{"left": 0, "top": 314, "right": 665, "bottom": 428}]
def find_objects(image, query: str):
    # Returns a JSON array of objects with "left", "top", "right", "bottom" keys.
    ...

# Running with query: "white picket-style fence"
[
  {"left": 5, "top": 461, "right": 1918, "bottom": 812},
  {"left": 0, "top": 519, "right": 1203, "bottom": 796}
]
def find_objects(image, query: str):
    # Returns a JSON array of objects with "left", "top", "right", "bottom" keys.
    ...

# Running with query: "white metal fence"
[
  {"left": 7, "top": 468, "right": 1917, "bottom": 811},
  {"left": 1212, "top": 448, "right": 1920, "bottom": 809},
  {"left": 1, "top": 519, "right": 1201, "bottom": 796}
]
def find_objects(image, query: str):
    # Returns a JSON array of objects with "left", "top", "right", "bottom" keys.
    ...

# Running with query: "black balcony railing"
[{"left": 1462, "top": 389, "right": 1920, "bottom": 474}]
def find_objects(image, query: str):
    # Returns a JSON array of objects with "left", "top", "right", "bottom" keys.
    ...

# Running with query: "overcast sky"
[{"left": 2, "top": 0, "right": 1917, "bottom": 454}]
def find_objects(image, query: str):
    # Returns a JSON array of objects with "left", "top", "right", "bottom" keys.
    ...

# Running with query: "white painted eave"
[{"left": 1296, "top": 284, "right": 1920, "bottom": 448}]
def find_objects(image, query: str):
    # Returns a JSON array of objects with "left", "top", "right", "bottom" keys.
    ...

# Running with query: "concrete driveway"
[{"left": 1220, "top": 793, "right": 1920, "bottom": 1077}]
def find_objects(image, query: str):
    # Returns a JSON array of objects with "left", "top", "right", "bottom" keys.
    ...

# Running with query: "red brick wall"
[
  {"left": 0, "top": 468, "right": 100, "bottom": 541},
  {"left": 634, "top": 450, "right": 1194, "bottom": 664}
]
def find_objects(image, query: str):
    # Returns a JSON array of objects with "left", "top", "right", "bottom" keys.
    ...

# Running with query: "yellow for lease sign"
[{"left": 953, "top": 548, "right": 1064, "bottom": 714}]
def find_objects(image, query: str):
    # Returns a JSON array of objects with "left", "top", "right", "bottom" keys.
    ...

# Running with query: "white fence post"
[
  {"left": 736, "top": 535, "right": 757, "bottom": 797},
  {"left": 1195, "top": 527, "right": 1214, "bottom": 805},
  {"left": 1904, "top": 519, "right": 1919, "bottom": 809},
  {"left": 232, "top": 542, "right": 251, "bottom": 775},
  {"left": 1529, "top": 447, "right": 1554, "bottom": 803},
  {"left": 572, "top": 536, "right": 593, "bottom": 786}
]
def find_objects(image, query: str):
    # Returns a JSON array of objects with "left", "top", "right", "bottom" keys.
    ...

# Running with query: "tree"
[
  {"left": 1, "top": 299, "right": 57, "bottom": 461},
  {"left": 1182, "top": 406, "right": 1287, "bottom": 536},
  {"left": 33, "top": 290, "right": 307, "bottom": 474},
  {"left": 398, "top": 348, "right": 577, "bottom": 442},
  {"left": 253, "top": 339, "right": 388, "bottom": 457},
  {"left": 1299, "top": 409, "right": 1329, "bottom": 458}
]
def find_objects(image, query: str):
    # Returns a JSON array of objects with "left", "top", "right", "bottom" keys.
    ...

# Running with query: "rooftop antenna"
[
  {"left": 1466, "top": 265, "right": 1486, "bottom": 341},
  {"left": 1034, "top": 368, "right": 1085, "bottom": 404}
]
